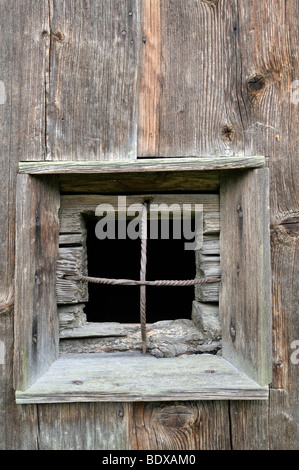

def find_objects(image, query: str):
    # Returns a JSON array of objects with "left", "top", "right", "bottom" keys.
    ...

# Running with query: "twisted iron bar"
[
  {"left": 65, "top": 276, "right": 221, "bottom": 287},
  {"left": 140, "top": 201, "right": 148, "bottom": 354}
]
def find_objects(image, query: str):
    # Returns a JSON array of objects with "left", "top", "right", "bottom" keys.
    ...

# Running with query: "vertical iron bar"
[{"left": 140, "top": 201, "right": 148, "bottom": 354}]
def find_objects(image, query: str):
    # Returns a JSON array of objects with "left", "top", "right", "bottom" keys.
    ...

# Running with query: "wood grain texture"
[
  {"left": 138, "top": 0, "right": 161, "bottom": 155},
  {"left": 0, "top": 0, "right": 49, "bottom": 303},
  {"left": 1, "top": 0, "right": 49, "bottom": 163},
  {"left": 36, "top": 402, "right": 130, "bottom": 450},
  {"left": 195, "top": 282, "right": 220, "bottom": 303},
  {"left": 60, "top": 322, "right": 127, "bottom": 339},
  {"left": 59, "top": 171, "right": 221, "bottom": 194},
  {"left": 235, "top": 4, "right": 299, "bottom": 449},
  {"left": 138, "top": 0, "right": 246, "bottom": 157},
  {"left": 224, "top": 0, "right": 299, "bottom": 450},
  {"left": 271, "top": 225, "right": 299, "bottom": 391},
  {"left": 0, "top": 307, "right": 39, "bottom": 450},
  {"left": 58, "top": 304, "right": 87, "bottom": 330},
  {"left": 59, "top": 233, "right": 86, "bottom": 246},
  {"left": 59, "top": 193, "right": 219, "bottom": 225},
  {"left": 263, "top": 0, "right": 299, "bottom": 421},
  {"left": 192, "top": 302, "right": 221, "bottom": 345},
  {"left": 47, "top": 0, "right": 141, "bottom": 161},
  {"left": 14, "top": 175, "right": 60, "bottom": 391},
  {"left": 59, "top": 320, "right": 222, "bottom": 357},
  {"left": 220, "top": 169, "right": 272, "bottom": 386},
  {"left": 130, "top": 401, "right": 232, "bottom": 450},
  {"left": 195, "top": 224, "right": 221, "bottom": 305},
  {"left": 0, "top": 0, "right": 50, "bottom": 449},
  {"left": 19, "top": 156, "right": 266, "bottom": 173},
  {"left": 196, "top": 253, "right": 221, "bottom": 279},
  {"left": 229, "top": 401, "right": 269, "bottom": 450},
  {"left": 269, "top": 389, "right": 299, "bottom": 450},
  {"left": 15, "top": 353, "right": 269, "bottom": 404},
  {"left": 201, "top": 235, "right": 220, "bottom": 255},
  {"left": 56, "top": 247, "right": 88, "bottom": 304}
]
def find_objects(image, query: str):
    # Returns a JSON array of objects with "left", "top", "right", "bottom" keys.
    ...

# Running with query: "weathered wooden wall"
[{"left": 0, "top": 0, "right": 298, "bottom": 449}]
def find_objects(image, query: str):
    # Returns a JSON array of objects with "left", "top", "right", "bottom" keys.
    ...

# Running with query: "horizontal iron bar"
[{"left": 64, "top": 275, "right": 221, "bottom": 287}]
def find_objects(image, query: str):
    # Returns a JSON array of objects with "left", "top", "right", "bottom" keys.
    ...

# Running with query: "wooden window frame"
[{"left": 14, "top": 157, "right": 272, "bottom": 404}]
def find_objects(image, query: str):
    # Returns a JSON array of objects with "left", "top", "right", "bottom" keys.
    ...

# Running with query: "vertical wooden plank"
[
  {"left": 270, "top": 223, "right": 299, "bottom": 392},
  {"left": 229, "top": 401, "right": 269, "bottom": 450},
  {"left": 138, "top": 0, "right": 161, "bottom": 155},
  {"left": 1, "top": 0, "right": 50, "bottom": 163},
  {"left": 137, "top": 1, "right": 278, "bottom": 450},
  {"left": 269, "top": 225, "right": 299, "bottom": 449},
  {"left": 130, "top": 401, "right": 231, "bottom": 450},
  {"left": 0, "top": 0, "right": 49, "bottom": 450},
  {"left": 138, "top": 0, "right": 245, "bottom": 157},
  {"left": 0, "top": 310, "right": 39, "bottom": 450},
  {"left": 14, "top": 175, "right": 60, "bottom": 391},
  {"left": 37, "top": 404, "right": 96, "bottom": 450},
  {"left": 269, "top": 389, "right": 299, "bottom": 450},
  {"left": 36, "top": 403, "right": 130, "bottom": 450},
  {"left": 93, "top": 403, "right": 131, "bottom": 450},
  {"left": 47, "top": 0, "right": 141, "bottom": 161},
  {"left": 220, "top": 169, "right": 272, "bottom": 386},
  {"left": 0, "top": 0, "right": 49, "bottom": 298},
  {"left": 235, "top": 0, "right": 299, "bottom": 449}
]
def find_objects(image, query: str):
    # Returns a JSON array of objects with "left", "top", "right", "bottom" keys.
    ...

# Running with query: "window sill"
[{"left": 15, "top": 353, "right": 269, "bottom": 404}]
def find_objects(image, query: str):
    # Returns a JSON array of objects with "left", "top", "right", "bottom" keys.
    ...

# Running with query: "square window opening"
[{"left": 84, "top": 218, "right": 196, "bottom": 324}]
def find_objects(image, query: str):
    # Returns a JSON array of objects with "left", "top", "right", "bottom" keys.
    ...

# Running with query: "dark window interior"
[{"left": 85, "top": 219, "right": 196, "bottom": 323}]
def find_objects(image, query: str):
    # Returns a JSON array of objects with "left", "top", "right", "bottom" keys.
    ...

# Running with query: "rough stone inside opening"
[{"left": 84, "top": 219, "right": 196, "bottom": 323}]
